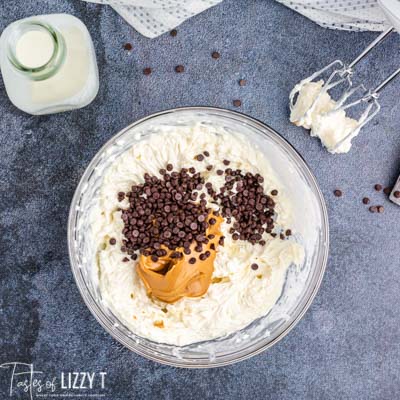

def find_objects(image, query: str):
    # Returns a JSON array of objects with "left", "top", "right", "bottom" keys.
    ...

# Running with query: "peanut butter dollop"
[{"left": 137, "top": 215, "right": 223, "bottom": 303}]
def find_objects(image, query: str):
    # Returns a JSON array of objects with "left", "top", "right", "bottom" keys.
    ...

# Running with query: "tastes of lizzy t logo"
[{"left": 0, "top": 362, "right": 107, "bottom": 399}]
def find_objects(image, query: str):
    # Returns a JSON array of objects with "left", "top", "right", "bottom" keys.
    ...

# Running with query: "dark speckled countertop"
[{"left": 1, "top": 0, "right": 400, "bottom": 399}]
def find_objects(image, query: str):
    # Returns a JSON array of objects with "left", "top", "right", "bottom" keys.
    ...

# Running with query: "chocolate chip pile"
[
  {"left": 119, "top": 164, "right": 221, "bottom": 261},
  {"left": 211, "top": 167, "right": 277, "bottom": 245},
  {"left": 117, "top": 157, "right": 285, "bottom": 260}
]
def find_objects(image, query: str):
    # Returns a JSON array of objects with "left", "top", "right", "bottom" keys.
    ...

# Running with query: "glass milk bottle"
[{"left": 0, "top": 14, "right": 99, "bottom": 115}]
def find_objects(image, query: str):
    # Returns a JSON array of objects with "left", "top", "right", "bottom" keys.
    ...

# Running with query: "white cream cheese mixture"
[
  {"left": 290, "top": 80, "right": 360, "bottom": 154},
  {"left": 90, "top": 124, "right": 305, "bottom": 346}
]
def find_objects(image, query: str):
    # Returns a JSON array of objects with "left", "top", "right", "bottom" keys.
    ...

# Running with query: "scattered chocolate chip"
[
  {"left": 369, "top": 206, "right": 378, "bottom": 213},
  {"left": 280, "top": 233, "right": 285, "bottom": 240},
  {"left": 362, "top": 197, "right": 370, "bottom": 205},
  {"left": 374, "top": 184, "right": 382, "bottom": 192},
  {"left": 122, "top": 257, "right": 130, "bottom": 262},
  {"left": 223, "top": 160, "right": 230, "bottom": 166},
  {"left": 131, "top": 254, "right": 138, "bottom": 261},
  {"left": 239, "top": 79, "right": 247, "bottom": 86},
  {"left": 123, "top": 43, "right": 132, "bottom": 51},
  {"left": 394, "top": 191, "right": 400, "bottom": 198},
  {"left": 271, "top": 190, "right": 278, "bottom": 196},
  {"left": 170, "top": 29, "right": 177, "bottom": 37},
  {"left": 383, "top": 187, "right": 392, "bottom": 195},
  {"left": 175, "top": 65, "right": 184, "bottom": 73},
  {"left": 233, "top": 99, "right": 242, "bottom": 107},
  {"left": 195, "top": 154, "right": 204, "bottom": 161},
  {"left": 211, "top": 51, "right": 220, "bottom": 59},
  {"left": 166, "top": 163, "right": 173, "bottom": 171},
  {"left": 206, "top": 165, "right": 213, "bottom": 171},
  {"left": 189, "top": 257, "right": 196, "bottom": 264},
  {"left": 285, "top": 229, "right": 292, "bottom": 236},
  {"left": 217, "top": 169, "right": 224, "bottom": 175},
  {"left": 143, "top": 67, "right": 152, "bottom": 75},
  {"left": 377, "top": 205, "right": 384, "bottom": 213},
  {"left": 109, "top": 238, "right": 116, "bottom": 245},
  {"left": 334, "top": 189, "right": 342, "bottom": 197},
  {"left": 251, "top": 263, "right": 259, "bottom": 271},
  {"left": 203, "top": 151, "right": 210, "bottom": 157}
]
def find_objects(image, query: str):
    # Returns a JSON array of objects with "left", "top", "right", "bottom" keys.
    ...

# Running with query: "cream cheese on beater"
[
  {"left": 90, "top": 125, "right": 304, "bottom": 346},
  {"left": 290, "top": 80, "right": 360, "bottom": 154}
]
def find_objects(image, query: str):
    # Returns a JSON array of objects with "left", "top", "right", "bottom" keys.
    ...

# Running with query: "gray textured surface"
[{"left": 1, "top": 0, "right": 400, "bottom": 399}]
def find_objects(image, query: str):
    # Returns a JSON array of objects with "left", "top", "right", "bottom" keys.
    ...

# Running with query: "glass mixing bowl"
[{"left": 68, "top": 107, "right": 329, "bottom": 368}]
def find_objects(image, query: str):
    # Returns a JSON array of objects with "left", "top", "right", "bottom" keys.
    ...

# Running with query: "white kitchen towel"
[
  {"left": 276, "top": 0, "right": 390, "bottom": 31},
  {"left": 83, "top": 0, "right": 223, "bottom": 38}
]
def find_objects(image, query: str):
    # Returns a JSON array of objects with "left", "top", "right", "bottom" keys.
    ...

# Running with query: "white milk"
[{"left": 0, "top": 14, "right": 99, "bottom": 115}]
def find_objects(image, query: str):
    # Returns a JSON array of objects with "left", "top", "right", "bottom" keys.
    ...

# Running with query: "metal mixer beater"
[{"left": 290, "top": 25, "right": 400, "bottom": 153}]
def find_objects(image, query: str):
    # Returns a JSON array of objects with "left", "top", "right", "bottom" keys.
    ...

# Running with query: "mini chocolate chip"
[
  {"left": 334, "top": 189, "right": 343, "bottom": 197},
  {"left": 166, "top": 163, "right": 173, "bottom": 171},
  {"left": 143, "top": 67, "right": 152, "bottom": 75},
  {"left": 285, "top": 229, "right": 292, "bottom": 236},
  {"left": 394, "top": 191, "right": 400, "bottom": 198},
  {"left": 374, "top": 184, "right": 382, "bottom": 191},
  {"left": 362, "top": 197, "right": 370, "bottom": 205},
  {"left": 271, "top": 190, "right": 278, "bottom": 196},
  {"left": 383, "top": 187, "right": 392, "bottom": 195},
  {"left": 223, "top": 160, "right": 230, "bottom": 166},
  {"left": 124, "top": 43, "right": 132, "bottom": 51},
  {"left": 206, "top": 165, "right": 213, "bottom": 171},
  {"left": 151, "top": 255, "right": 158, "bottom": 262},
  {"left": 170, "top": 29, "right": 177, "bottom": 37},
  {"left": 217, "top": 169, "right": 224, "bottom": 175},
  {"left": 195, "top": 154, "right": 204, "bottom": 161},
  {"left": 211, "top": 51, "right": 220, "bottom": 59},
  {"left": 209, "top": 218, "right": 216, "bottom": 225},
  {"left": 122, "top": 257, "right": 130, "bottom": 262},
  {"left": 189, "top": 257, "right": 196, "bottom": 264},
  {"left": 239, "top": 79, "right": 247, "bottom": 86},
  {"left": 233, "top": 99, "right": 241, "bottom": 107},
  {"left": 369, "top": 206, "right": 378, "bottom": 213},
  {"left": 251, "top": 263, "right": 259, "bottom": 271},
  {"left": 175, "top": 65, "right": 184, "bottom": 73},
  {"left": 377, "top": 205, "right": 384, "bottom": 213},
  {"left": 203, "top": 151, "right": 210, "bottom": 157},
  {"left": 109, "top": 238, "right": 116, "bottom": 245}
]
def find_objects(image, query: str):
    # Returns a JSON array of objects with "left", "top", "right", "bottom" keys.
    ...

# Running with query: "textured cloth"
[
  {"left": 83, "top": 0, "right": 392, "bottom": 36},
  {"left": 276, "top": 0, "right": 390, "bottom": 31},
  {"left": 83, "top": 0, "right": 222, "bottom": 38}
]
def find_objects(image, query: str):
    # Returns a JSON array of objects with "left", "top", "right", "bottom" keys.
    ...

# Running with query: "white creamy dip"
[
  {"left": 90, "top": 125, "right": 305, "bottom": 346},
  {"left": 290, "top": 80, "right": 360, "bottom": 154}
]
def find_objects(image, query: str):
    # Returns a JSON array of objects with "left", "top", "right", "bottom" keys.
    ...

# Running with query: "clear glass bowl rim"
[{"left": 68, "top": 106, "right": 329, "bottom": 368}]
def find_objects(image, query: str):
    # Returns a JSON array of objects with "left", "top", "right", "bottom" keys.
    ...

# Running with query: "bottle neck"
[{"left": 7, "top": 21, "right": 66, "bottom": 81}]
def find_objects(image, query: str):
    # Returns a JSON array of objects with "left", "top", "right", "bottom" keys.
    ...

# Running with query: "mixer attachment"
[{"left": 290, "top": 27, "right": 399, "bottom": 153}]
